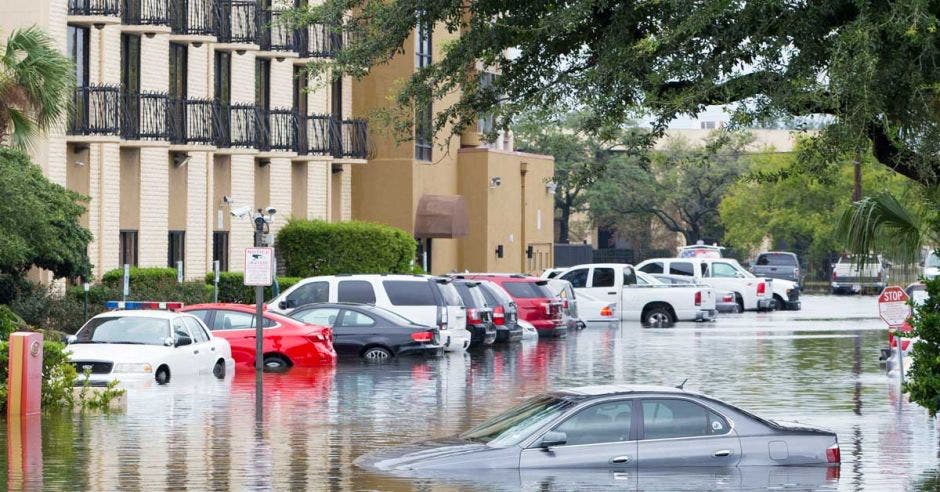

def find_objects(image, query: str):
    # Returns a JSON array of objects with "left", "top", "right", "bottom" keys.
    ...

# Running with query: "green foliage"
[
  {"left": 204, "top": 272, "right": 302, "bottom": 303},
  {"left": 101, "top": 267, "right": 179, "bottom": 289},
  {"left": 13, "top": 283, "right": 89, "bottom": 335},
  {"left": 0, "top": 303, "right": 28, "bottom": 338},
  {"left": 292, "top": 0, "right": 940, "bottom": 187},
  {"left": 904, "top": 276, "right": 940, "bottom": 416},
  {"left": 1, "top": 27, "right": 75, "bottom": 149},
  {"left": 0, "top": 147, "right": 92, "bottom": 279},
  {"left": 589, "top": 131, "right": 752, "bottom": 245},
  {"left": 277, "top": 219, "right": 416, "bottom": 277},
  {"left": 837, "top": 189, "right": 937, "bottom": 268}
]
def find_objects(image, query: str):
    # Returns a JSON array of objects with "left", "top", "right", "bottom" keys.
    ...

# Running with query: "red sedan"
[{"left": 180, "top": 303, "right": 336, "bottom": 370}]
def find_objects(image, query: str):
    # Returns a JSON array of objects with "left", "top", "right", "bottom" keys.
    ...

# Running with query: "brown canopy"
[{"left": 414, "top": 194, "right": 469, "bottom": 238}]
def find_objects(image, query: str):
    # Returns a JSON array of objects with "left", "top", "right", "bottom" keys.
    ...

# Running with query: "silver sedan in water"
[{"left": 357, "top": 385, "right": 840, "bottom": 472}]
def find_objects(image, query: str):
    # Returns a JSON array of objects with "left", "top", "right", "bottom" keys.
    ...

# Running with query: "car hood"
[
  {"left": 355, "top": 438, "right": 517, "bottom": 471},
  {"left": 67, "top": 343, "right": 173, "bottom": 363}
]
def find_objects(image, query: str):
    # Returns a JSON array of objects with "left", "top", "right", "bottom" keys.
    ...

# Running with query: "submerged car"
[{"left": 356, "top": 385, "right": 840, "bottom": 472}]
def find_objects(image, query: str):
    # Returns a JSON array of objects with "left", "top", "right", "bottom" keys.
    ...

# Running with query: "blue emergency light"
[{"left": 104, "top": 301, "right": 184, "bottom": 311}]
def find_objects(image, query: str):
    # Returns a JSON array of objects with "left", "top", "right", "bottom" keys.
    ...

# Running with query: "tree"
[
  {"left": 293, "top": 1, "right": 940, "bottom": 186},
  {"left": 589, "top": 131, "right": 752, "bottom": 245},
  {"left": 0, "top": 147, "right": 92, "bottom": 279},
  {"left": 513, "top": 110, "right": 645, "bottom": 243},
  {"left": 0, "top": 27, "right": 74, "bottom": 149}
]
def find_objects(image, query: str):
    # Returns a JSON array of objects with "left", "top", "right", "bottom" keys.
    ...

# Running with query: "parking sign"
[{"left": 244, "top": 247, "right": 274, "bottom": 286}]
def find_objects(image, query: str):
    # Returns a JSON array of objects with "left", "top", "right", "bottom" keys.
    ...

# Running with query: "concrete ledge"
[
  {"left": 168, "top": 144, "right": 216, "bottom": 153},
  {"left": 120, "top": 139, "right": 171, "bottom": 148},
  {"left": 120, "top": 25, "right": 172, "bottom": 35},
  {"left": 66, "top": 135, "right": 122, "bottom": 145},
  {"left": 256, "top": 50, "right": 298, "bottom": 60},
  {"left": 66, "top": 15, "right": 120, "bottom": 27},
  {"left": 168, "top": 34, "right": 216, "bottom": 45},
  {"left": 214, "top": 43, "right": 260, "bottom": 52}
]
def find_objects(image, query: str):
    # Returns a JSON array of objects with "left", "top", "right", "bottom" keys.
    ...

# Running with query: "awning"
[{"left": 414, "top": 194, "right": 469, "bottom": 238}]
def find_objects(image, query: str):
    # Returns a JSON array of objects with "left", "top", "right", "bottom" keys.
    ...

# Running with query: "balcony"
[
  {"left": 295, "top": 23, "right": 342, "bottom": 58},
  {"left": 258, "top": 9, "right": 296, "bottom": 54},
  {"left": 68, "top": 0, "right": 121, "bottom": 26},
  {"left": 68, "top": 85, "right": 121, "bottom": 138},
  {"left": 168, "top": 98, "right": 220, "bottom": 146},
  {"left": 298, "top": 114, "right": 333, "bottom": 156},
  {"left": 336, "top": 118, "right": 369, "bottom": 159},
  {"left": 169, "top": 0, "right": 216, "bottom": 38},
  {"left": 121, "top": 91, "right": 172, "bottom": 141},
  {"left": 217, "top": 103, "right": 262, "bottom": 148},
  {"left": 259, "top": 108, "right": 297, "bottom": 152},
  {"left": 122, "top": 0, "right": 171, "bottom": 28},
  {"left": 215, "top": 0, "right": 259, "bottom": 46}
]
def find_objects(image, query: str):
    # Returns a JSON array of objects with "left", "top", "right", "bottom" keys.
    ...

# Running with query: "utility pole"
[{"left": 253, "top": 211, "right": 266, "bottom": 422}]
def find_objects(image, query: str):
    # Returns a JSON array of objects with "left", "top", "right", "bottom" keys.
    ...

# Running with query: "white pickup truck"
[
  {"left": 554, "top": 263, "right": 717, "bottom": 326},
  {"left": 636, "top": 257, "right": 786, "bottom": 311}
]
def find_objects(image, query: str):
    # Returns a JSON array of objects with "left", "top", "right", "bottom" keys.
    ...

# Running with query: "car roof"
[
  {"left": 299, "top": 274, "right": 436, "bottom": 281},
  {"left": 559, "top": 384, "right": 696, "bottom": 397},
  {"left": 758, "top": 251, "right": 797, "bottom": 256},
  {"left": 456, "top": 274, "right": 543, "bottom": 282},
  {"left": 92, "top": 309, "right": 184, "bottom": 320},
  {"left": 562, "top": 263, "right": 634, "bottom": 269}
]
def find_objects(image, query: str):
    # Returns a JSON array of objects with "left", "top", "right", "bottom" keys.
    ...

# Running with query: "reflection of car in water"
[{"left": 356, "top": 385, "right": 840, "bottom": 472}]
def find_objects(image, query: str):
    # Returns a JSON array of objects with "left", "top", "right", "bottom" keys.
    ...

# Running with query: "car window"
[
  {"left": 286, "top": 281, "right": 329, "bottom": 307},
  {"left": 502, "top": 281, "right": 553, "bottom": 299},
  {"left": 173, "top": 320, "right": 192, "bottom": 342},
  {"left": 591, "top": 268, "right": 616, "bottom": 288},
  {"left": 436, "top": 282, "right": 465, "bottom": 306},
  {"left": 642, "top": 399, "right": 729, "bottom": 440},
  {"left": 460, "top": 395, "right": 575, "bottom": 448},
  {"left": 669, "top": 262, "right": 695, "bottom": 276},
  {"left": 708, "top": 262, "right": 739, "bottom": 278},
  {"left": 339, "top": 310, "right": 376, "bottom": 327},
  {"left": 639, "top": 262, "right": 664, "bottom": 275},
  {"left": 553, "top": 400, "right": 633, "bottom": 446},
  {"left": 337, "top": 280, "right": 376, "bottom": 304},
  {"left": 478, "top": 284, "right": 500, "bottom": 306},
  {"left": 293, "top": 307, "right": 341, "bottom": 327},
  {"left": 454, "top": 283, "right": 479, "bottom": 307},
  {"left": 212, "top": 310, "right": 275, "bottom": 330},
  {"left": 560, "top": 268, "right": 589, "bottom": 288},
  {"left": 756, "top": 254, "right": 797, "bottom": 266},
  {"left": 623, "top": 268, "right": 637, "bottom": 286},
  {"left": 383, "top": 280, "right": 437, "bottom": 306},
  {"left": 185, "top": 310, "right": 211, "bottom": 324},
  {"left": 74, "top": 316, "right": 170, "bottom": 345},
  {"left": 183, "top": 317, "right": 209, "bottom": 343}
]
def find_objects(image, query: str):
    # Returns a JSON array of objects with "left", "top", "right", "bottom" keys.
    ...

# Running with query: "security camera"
[
  {"left": 489, "top": 176, "right": 502, "bottom": 188},
  {"left": 230, "top": 206, "right": 251, "bottom": 218},
  {"left": 222, "top": 196, "right": 233, "bottom": 204},
  {"left": 265, "top": 206, "right": 277, "bottom": 215}
]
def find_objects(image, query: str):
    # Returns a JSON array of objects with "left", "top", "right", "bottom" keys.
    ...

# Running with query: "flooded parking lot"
[{"left": 3, "top": 295, "right": 939, "bottom": 490}]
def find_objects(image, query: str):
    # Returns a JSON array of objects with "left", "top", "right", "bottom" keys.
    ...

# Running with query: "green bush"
[
  {"left": 904, "top": 277, "right": 940, "bottom": 416},
  {"left": 101, "top": 267, "right": 179, "bottom": 290},
  {"left": 205, "top": 272, "right": 301, "bottom": 303},
  {"left": 12, "top": 283, "right": 89, "bottom": 335},
  {"left": 276, "top": 219, "right": 417, "bottom": 277}
]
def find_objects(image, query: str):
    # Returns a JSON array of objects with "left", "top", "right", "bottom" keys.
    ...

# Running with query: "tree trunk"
[{"left": 558, "top": 205, "right": 571, "bottom": 244}]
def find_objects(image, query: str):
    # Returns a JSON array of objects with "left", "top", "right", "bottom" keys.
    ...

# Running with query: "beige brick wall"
[
  {"left": 186, "top": 153, "right": 209, "bottom": 280},
  {"left": 270, "top": 58, "right": 294, "bottom": 108},
  {"left": 141, "top": 34, "right": 170, "bottom": 92},
  {"left": 93, "top": 144, "right": 122, "bottom": 276},
  {"left": 189, "top": 44, "right": 212, "bottom": 98},
  {"left": 230, "top": 50, "right": 255, "bottom": 103},
  {"left": 340, "top": 164, "right": 351, "bottom": 220},
  {"left": 91, "top": 26, "right": 121, "bottom": 85},
  {"left": 228, "top": 154, "right": 256, "bottom": 272},
  {"left": 138, "top": 147, "right": 170, "bottom": 266},
  {"left": 308, "top": 161, "right": 329, "bottom": 220},
  {"left": 267, "top": 158, "right": 292, "bottom": 235}
]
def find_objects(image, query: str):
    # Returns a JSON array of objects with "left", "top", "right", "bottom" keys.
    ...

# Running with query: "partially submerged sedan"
[{"left": 357, "top": 385, "right": 839, "bottom": 472}]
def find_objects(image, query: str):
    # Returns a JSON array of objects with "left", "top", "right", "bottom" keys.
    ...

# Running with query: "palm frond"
[{"left": 837, "top": 191, "right": 925, "bottom": 265}]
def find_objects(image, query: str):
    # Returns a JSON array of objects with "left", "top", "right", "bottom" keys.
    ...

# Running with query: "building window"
[
  {"left": 414, "top": 22, "right": 432, "bottom": 161},
  {"left": 214, "top": 51, "right": 231, "bottom": 106},
  {"left": 213, "top": 231, "right": 229, "bottom": 272},
  {"left": 67, "top": 26, "right": 89, "bottom": 87},
  {"left": 119, "top": 230, "right": 138, "bottom": 267},
  {"left": 293, "top": 66, "right": 307, "bottom": 116},
  {"left": 169, "top": 43, "right": 187, "bottom": 101},
  {"left": 255, "top": 58, "right": 270, "bottom": 113},
  {"left": 121, "top": 34, "right": 141, "bottom": 94},
  {"left": 168, "top": 231, "right": 185, "bottom": 269}
]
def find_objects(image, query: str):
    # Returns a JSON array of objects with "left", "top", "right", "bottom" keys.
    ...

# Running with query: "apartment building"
[
  {"left": 2, "top": 0, "right": 367, "bottom": 279},
  {"left": 352, "top": 23, "right": 556, "bottom": 275}
]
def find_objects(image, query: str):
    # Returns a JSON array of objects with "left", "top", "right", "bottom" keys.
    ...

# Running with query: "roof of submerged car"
[{"left": 558, "top": 384, "right": 697, "bottom": 397}]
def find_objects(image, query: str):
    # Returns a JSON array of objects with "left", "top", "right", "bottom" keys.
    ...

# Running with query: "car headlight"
[{"left": 113, "top": 363, "right": 153, "bottom": 373}]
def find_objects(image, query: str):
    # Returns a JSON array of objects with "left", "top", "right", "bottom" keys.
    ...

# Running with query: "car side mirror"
[
  {"left": 539, "top": 431, "right": 567, "bottom": 449},
  {"left": 175, "top": 335, "right": 192, "bottom": 347},
  {"left": 164, "top": 337, "right": 175, "bottom": 347},
  {"left": 735, "top": 272, "right": 746, "bottom": 278},
  {"left": 66, "top": 335, "right": 77, "bottom": 345},
  {"left": 278, "top": 300, "right": 289, "bottom": 310}
]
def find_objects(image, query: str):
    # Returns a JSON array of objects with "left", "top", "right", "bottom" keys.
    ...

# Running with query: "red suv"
[{"left": 456, "top": 275, "right": 565, "bottom": 338}]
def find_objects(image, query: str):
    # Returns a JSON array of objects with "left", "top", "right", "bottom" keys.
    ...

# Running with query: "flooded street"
[{"left": 3, "top": 295, "right": 939, "bottom": 490}]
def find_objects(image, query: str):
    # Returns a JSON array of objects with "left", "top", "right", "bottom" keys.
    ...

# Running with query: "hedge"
[
  {"left": 276, "top": 219, "right": 416, "bottom": 277},
  {"left": 101, "top": 267, "right": 179, "bottom": 290},
  {"left": 204, "top": 272, "right": 301, "bottom": 303}
]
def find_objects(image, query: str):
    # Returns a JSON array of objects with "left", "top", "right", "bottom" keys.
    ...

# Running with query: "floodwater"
[{"left": 2, "top": 295, "right": 939, "bottom": 491}]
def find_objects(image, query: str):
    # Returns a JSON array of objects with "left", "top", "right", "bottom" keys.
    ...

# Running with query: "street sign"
[
  {"left": 244, "top": 247, "right": 274, "bottom": 286},
  {"left": 878, "top": 285, "right": 911, "bottom": 327}
]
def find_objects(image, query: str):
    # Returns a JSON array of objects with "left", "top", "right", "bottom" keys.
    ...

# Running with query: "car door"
[
  {"left": 211, "top": 310, "right": 273, "bottom": 365},
  {"left": 520, "top": 399, "right": 637, "bottom": 470},
  {"left": 170, "top": 318, "right": 199, "bottom": 376},
  {"left": 293, "top": 307, "right": 352, "bottom": 354},
  {"left": 183, "top": 317, "right": 214, "bottom": 372},
  {"left": 636, "top": 398, "right": 741, "bottom": 468},
  {"left": 337, "top": 309, "right": 382, "bottom": 354},
  {"left": 277, "top": 280, "right": 330, "bottom": 312},
  {"left": 703, "top": 261, "right": 747, "bottom": 303},
  {"left": 584, "top": 266, "right": 619, "bottom": 305},
  {"left": 620, "top": 267, "right": 649, "bottom": 321}
]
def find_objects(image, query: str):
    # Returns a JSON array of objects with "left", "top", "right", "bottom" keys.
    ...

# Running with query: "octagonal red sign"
[{"left": 878, "top": 286, "right": 911, "bottom": 327}]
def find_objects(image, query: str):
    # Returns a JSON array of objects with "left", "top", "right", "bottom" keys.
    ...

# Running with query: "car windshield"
[
  {"left": 502, "top": 281, "right": 553, "bottom": 299},
  {"left": 74, "top": 316, "right": 170, "bottom": 345},
  {"left": 757, "top": 253, "right": 797, "bottom": 266},
  {"left": 926, "top": 253, "right": 940, "bottom": 268},
  {"left": 460, "top": 395, "right": 574, "bottom": 448}
]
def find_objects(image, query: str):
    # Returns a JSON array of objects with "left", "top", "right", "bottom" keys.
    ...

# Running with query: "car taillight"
[
  {"left": 467, "top": 308, "right": 481, "bottom": 323},
  {"left": 493, "top": 306, "right": 505, "bottom": 325},
  {"left": 694, "top": 291, "right": 702, "bottom": 306},
  {"left": 600, "top": 306, "right": 613, "bottom": 317},
  {"left": 410, "top": 331, "right": 434, "bottom": 343},
  {"left": 831, "top": 270, "right": 837, "bottom": 281},
  {"left": 561, "top": 298, "right": 569, "bottom": 309},
  {"left": 757, "top": 282, "right": 766, "bottom": 295},
  {"left": 723, "top": 294, "right": 734, "bottom": 302},
  {"left": 826, "top": 443, "right": 840, "bottom": 463}
]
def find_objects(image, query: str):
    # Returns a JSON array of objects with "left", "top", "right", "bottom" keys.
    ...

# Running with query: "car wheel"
[
  {"left": 642, "top": 306, "right": 674, "bottom": 327},
  {"left": 735, "top": 294, "right": 745, "bottom": 312},
  {"left": 773, "top": 294, "right": 785, "bottom": 310},
  {"left": 155, "top": 367, "right": 170, "bottom": 385},
  {"left": 263, "top": 355, "right": 290, "bottom": 372},
  {"left": 362, "top": 346, "right": 393, "bottom": 361},
  {"left": 212, "top": 359, "right": 226, "bottom": 379}
]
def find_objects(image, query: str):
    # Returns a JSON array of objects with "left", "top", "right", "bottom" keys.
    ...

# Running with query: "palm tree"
[
  {"left": 0, "top": 27, "right": 74, "bottom": 149},
  {"left": 837, "top": 190, "right": 939, "bottom": 266}
]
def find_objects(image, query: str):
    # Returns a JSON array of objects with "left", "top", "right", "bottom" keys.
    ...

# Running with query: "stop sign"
[{"left": 878, "top": 286, "right": 911, "bottom": 327}]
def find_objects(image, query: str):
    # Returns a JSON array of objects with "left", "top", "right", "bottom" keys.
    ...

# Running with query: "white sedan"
[{"left": 67, "top": 308, "right": 234, "bottom": 386}]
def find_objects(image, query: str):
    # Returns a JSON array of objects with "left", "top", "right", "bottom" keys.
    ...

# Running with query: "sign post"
[
  {"left": 245, "top": 246, "right": 273, "bottom": 423},
  {"left": 878, "top": 286, "right": 912, "bottom": 386},
  {"left": 213, "top": 260, "right": 220, "bottom": 304},
  {"left": 122, "top": 264, "right": 130, "bottom": 302}
]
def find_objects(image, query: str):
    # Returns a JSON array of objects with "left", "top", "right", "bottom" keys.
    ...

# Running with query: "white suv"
[{"left": 268, "top": 274, "right": 471, "bottom": 352}]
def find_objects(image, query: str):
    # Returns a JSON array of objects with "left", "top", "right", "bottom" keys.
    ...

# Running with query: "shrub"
[
  {"left": 12, "top": 283, "right": 89, "bottom": 335},
  {"left": 904, "top": 277, "right": 940, "bottom": 416},
  {"left": 205, "top": 272, "right": 301, "bottom": 303},
  {"left": 101, "top": 267, "right": 179, "bottom": 290},
  {"left": 277, "top": 219, "right": 417, "bottom": 277}
]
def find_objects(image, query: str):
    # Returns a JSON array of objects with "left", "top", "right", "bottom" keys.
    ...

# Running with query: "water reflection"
[{"left": 1, "top": 295, "right": 938, "bottom": 490}]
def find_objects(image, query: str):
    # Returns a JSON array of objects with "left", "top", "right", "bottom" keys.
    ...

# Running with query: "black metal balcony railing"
[
  {"left": 301, "top": 114, "right": 334, "bottom": 156},
  {"left": 338, "top": 118, "right": 369, "bottom": 159},
  {"left": 168, "top": 98, "right": 220, "bottom": 145},
  {"left": 169, "top": 0, "right": 216, "bottom": 36},
  {"left": 123, "top": 0, "right": 171, "bottom": 25},
  {"left": 216, "top": 103, "right": 262, "bottom": 148},
  {"left": 295, "top": 23, "right": 342, "bottom": 58},
  {"left": 216, "top": 0, "right": 259, "bottom": 44},
  {"left": 69, "top": 0, "right": 121, "bottom": 16},
  {"left": 122, "top": 91, "right": 171, "bottom": 140},
  {"left": 69, "top": 86, "right": 121, "bottom": 136},
  {"left": 262, "top": 108, "right": 297, "bottom": 152},
  {"left": 259, "top": 9, "right": 295, "bottom": 52}
]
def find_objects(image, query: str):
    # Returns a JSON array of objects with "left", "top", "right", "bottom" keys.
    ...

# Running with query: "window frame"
[
  {"left": 538, "top": 398, "right": 637, "bottom": 448},
  {"left": 211, "top": 309, "right": 277, "bottom": 330},
  {"left": 414, "top": 22, "right": 433, "bottom": 161},
  {"left": 212, "top": 231, "right": 229, "bottom": 272},
  {"left": 590, "top": 267, "right": 616, "bottom": 288},
  {"left": 67, "top": 25, "right": 90, "bottom": 88},
  {"left": 668, "top": 262, "right": 695, "bottom": 277},
  {"left": 168, "top": 230, "right": 186, "bottom": 269},
  {"left": 383, "top": 280, "right": 437, "bottom": 306},
  {"left": 338, "top": 309, "right": 376, "bottom": 327},
  {"left": 560, "top": 268, "right": 589, "bottom": 289},
  {"left": 637, "top": 397, "right": 733, "bottom": 441},
  {"left": 639, "top": 262, "right": 664, "bottom": 275},
  {"left": 337, "top": 280, "right": 377, "bottom": 304},
  {"left": 119, "top": 230, "right": 139, "bottom": 267}
]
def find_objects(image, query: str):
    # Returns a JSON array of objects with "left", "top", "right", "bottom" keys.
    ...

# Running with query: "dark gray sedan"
[{"left": 356, "top": 385, "right": 840, "bottom": 472}]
